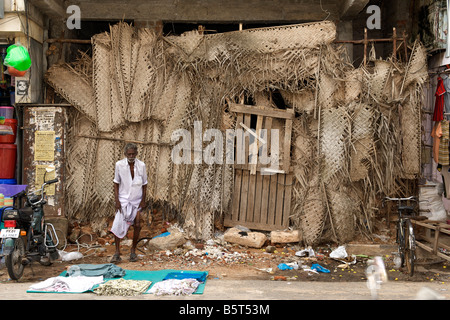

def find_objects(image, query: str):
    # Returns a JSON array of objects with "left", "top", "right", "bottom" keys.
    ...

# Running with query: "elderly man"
[{"left": 110, "top": 143, "right": 147, "bottom": 263}]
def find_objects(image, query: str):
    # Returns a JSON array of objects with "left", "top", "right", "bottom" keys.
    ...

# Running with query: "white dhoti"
[{"left": 110, "top": 201, "right": 140, "bottom": 239}]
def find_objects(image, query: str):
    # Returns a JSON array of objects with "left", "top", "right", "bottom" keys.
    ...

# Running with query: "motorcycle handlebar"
[
  {"left": 383, "top": 196, "right": 417, "bottom": 202},
  {"left": 45, "top": 178, "right": 59, "bottom": 185},
  {"left": 13, "top": 190, "right": 26, "bottom": 198},
  {"left": 29, "top": 178, "right": 59, "bottom": 206}
]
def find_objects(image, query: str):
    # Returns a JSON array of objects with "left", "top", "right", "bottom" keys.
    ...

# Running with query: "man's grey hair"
[{"left": 123, "top": 142, "right": 138, "bottom": 154}]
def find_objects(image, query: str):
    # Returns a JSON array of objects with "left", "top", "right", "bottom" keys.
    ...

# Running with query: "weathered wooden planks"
[
  {"left": 224, "top": 103, "right": 294, "bottom": 231},
  {"left": 226, "top": 169, "right": 293, "bottom": 231}
]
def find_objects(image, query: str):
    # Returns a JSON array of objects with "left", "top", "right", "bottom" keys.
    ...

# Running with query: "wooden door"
[{"left": 224, "top": 103, "right": 294, "bottom": 231}]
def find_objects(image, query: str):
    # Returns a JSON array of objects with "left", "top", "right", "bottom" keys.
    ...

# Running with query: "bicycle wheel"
[
  {"left": 404, "top": 219, "right": 415, "bottom": 276},
  {"left": 397, "top": 220, "right": 405, "bottom": 267}
]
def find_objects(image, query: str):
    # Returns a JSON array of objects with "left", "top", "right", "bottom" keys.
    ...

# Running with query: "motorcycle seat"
[{"left": 18, "top": 207, "right": 33, "bottom": 222}]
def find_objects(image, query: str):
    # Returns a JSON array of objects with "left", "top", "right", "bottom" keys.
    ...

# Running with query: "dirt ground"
[{"left": 1, "top": 224, "right": 449, "bottom": 286}]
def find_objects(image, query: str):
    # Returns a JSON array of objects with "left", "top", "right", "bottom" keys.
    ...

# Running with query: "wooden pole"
[
  {"left": 393, "top": 27, "right": 397, "bottom": 60},
  {"left": 363, "top": 28, "right": 368, "bottom": 66},
  {"left": 46, "top": 38, "right": 91, "bottom": 44},
  {"left": 403, "top": 30, "right": 408, "bottom": 62}
]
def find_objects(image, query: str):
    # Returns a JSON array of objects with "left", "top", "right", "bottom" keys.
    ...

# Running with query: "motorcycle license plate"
[{"left": 0, "top": 229, "right": 20, "bottom": 238}]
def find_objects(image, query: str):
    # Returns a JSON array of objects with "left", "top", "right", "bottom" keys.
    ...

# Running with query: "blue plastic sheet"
[
  {"left": 152, "top": 232, "right": 170, "bottom": 239},
  {"left": 163, "top": 271, "right": 208, "bottom": 283},
  {"left": 0, "top": 185, "right": 27, "bottom": 197}
]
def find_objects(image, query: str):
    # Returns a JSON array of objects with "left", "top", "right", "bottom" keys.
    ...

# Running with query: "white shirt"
[{"left": 113, "top": 158, "right": 148, "bottom": 204}]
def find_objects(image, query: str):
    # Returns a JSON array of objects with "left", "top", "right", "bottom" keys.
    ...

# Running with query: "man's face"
[{"left": 125, "top": 149, "right": 137, "bottom": 163}]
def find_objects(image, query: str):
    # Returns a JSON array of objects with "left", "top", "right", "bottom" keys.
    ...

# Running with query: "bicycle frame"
[{"left": 383, "top": 196, "right": 417, "bottom": 276}]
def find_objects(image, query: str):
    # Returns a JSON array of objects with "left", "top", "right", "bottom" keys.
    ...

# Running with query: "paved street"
[
  {"left": 1, "top": 279, "right": 449, "bottom": 300},
  {"left": 1, "top": 279, "right": 448, "bottom": 319}
]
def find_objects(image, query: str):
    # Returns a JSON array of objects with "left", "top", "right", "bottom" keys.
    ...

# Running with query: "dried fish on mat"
[{"left": 94, "top": 278, "right": 152, "bottom": 296}]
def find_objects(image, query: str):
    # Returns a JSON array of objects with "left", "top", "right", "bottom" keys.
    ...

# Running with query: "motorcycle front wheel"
[{"left": 5, "top": 237, "right": 25, "bottom": 280}]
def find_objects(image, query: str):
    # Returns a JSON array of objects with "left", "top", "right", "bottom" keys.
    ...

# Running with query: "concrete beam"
[
  {"left": 68, "top": 0, "right": 340, "bottom": 22},
  {"left": 0, "top": 12, "right": 44, "bottom": 43},
  {"left": 340, "top": 0, "right": 370, "bottom": 19},
  {"left": 28, "top": 0, "right": 66, "bottom": 19}
]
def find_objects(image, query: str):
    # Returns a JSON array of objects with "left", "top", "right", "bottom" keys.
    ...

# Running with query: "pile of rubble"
[{"left": 64, "top": 223, "right": 370, "bottom": 278}]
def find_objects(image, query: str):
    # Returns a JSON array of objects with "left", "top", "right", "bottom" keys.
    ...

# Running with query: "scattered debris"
[
  {"left": 223, "top": 227, "right": 267, "bottom": 248},
  {"left": 58, "top": 250, "right": 83, "bottom": 262},
  {"left": 278, "top": 263, "right": 293, "bottom": 271},
  {"left": 295, "top": 247, "right": 315, "bottom": 257},
  {"left": 270, "top": 230, "right": 301, "bottom": 244},
  {"left": 329, "top": 246, "right": 348, "bottom": 259},
  {"left": 265, "top": 246, "right": 277, "bottom": 253},
  {"left": 311, "top": 264, "right": 330, "bottom": 273},
  {"left": 147, "top": 227, "right": 186, "bottom": 251}
]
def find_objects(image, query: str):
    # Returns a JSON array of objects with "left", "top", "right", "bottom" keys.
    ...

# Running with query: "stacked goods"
[{"left": 0, "top": 107, "right": 17, "bottom": 181}]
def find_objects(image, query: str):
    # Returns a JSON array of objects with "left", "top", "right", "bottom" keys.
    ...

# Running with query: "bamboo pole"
[{"left": 46, "top": 39, "right": 92, "bottom": 44}]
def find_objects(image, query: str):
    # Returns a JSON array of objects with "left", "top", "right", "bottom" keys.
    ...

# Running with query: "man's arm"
[
  {"left": 139, "top": 184, "right": 147, "bottom": 209},
  {"left": 114, "top": 182, "right": 121, "bottom": 212}
]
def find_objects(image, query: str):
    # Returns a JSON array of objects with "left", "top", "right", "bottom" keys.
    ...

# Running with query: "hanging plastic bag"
[
  {"left": 7, "top": 66, "right": 27, "bottom": 77},
  {"left": 4, "top": 44, "right": 32, "bottom": 72}
]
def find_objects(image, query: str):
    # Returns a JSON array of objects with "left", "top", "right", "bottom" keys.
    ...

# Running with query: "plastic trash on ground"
[
  {"left": 311, "top": 263, "right": 330, "bottom": 273},
  {"left": 295, "top": 247, "right": 315, "bottom": 257},
  {"left": 329, "top": 245, "right": 348, "bottom": 259},
  {"left": 277, "top": 263, "right": 293, "bottom": 270},
  {"left": 58, "top": 250, "right": 83, "bottom": 262}
]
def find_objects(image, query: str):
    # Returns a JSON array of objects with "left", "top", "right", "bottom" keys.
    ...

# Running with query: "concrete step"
[{"left": 346, "top": 243, "right": 397, "bottom": 256}]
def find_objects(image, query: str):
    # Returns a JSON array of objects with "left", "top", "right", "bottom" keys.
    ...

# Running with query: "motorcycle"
[{"left": 0, "top": 168, "right": 60, "bottom": 280}]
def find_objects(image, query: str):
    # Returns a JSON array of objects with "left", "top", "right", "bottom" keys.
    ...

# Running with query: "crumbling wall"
[{"left": 45, "top": 21, "right": 428, "bottom": 243}]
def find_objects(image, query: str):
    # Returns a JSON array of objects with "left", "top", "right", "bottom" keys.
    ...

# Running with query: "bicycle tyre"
[
  {"left": 404, "top": 219, "right": 415, "bottom": 276},
  {"left": 397, "top": 220, "right": 405, "bottom": 267}
]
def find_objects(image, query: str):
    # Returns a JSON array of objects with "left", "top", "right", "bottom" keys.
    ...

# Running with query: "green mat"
[{"left": 27, "top": 269, "right": 208, "bottom": 294}]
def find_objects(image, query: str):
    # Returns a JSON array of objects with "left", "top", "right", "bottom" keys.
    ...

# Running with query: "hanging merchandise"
[
  {"left": 433, "top": 77, "right": 446, "bottom": 122},
  {"left": 441, "top": 74, "right": 450, "bottom": 117},
  {"left": 431, "top": 121, "right": 442, "bottom": 163},
  {"left": 438, "top": 120, "right": 450, "bottom": 166},
  {"left": 0, "top": 116, "right": 14, "bottom": 136},
  {"left": 3, "top": 44, "right": 31, "bottom": 76}
]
